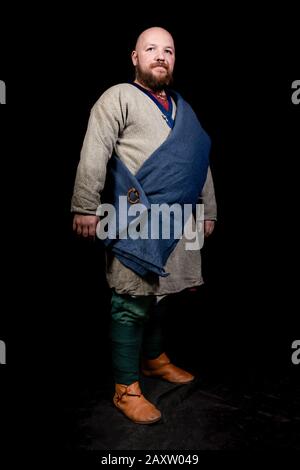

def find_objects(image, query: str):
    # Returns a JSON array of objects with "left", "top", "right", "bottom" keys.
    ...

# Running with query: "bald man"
[{"left": 71, "top": 27, "right": 217, "bottom": 424}]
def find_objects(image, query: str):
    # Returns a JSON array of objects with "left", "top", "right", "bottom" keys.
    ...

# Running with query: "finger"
[
  {"left": 82, "top": 224, "right": 89, "bottom": 237},
  {"left": 88, "top": 223, "right": 96, "bottom": 238},
  {"left": 73, "top": 218, "right": 77, "bottom": 231}
]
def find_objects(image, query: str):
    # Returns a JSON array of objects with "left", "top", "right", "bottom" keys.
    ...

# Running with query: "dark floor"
[
  {"left": 62, "top": 369, "right": 300, "bottom": 452},
  {"left": 53, "top": 283, "right": 300, "bottom": 453}
]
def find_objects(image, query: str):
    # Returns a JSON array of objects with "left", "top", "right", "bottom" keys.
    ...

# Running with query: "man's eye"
[
  {"left": 147, "top": 47, "right": 154, "bottom": 51},
  {"left": 165, "top": 50, "right": 173, "bottom": 54}
]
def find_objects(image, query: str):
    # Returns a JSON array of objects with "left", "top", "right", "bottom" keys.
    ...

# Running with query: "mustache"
[{"left": 151, "top": 63, "right": 168, "bottom": 70}]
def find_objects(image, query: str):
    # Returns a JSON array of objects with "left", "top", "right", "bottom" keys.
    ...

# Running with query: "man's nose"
[{"left": 155, "top": 50, "right": 166, "bottom": 61}]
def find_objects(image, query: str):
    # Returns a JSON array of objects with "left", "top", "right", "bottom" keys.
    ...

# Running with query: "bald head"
[
  {"left": 134, "top": 27, "right": 175, "bottom": 52},
  {"left": 131, "top": 27, "right": 175, "bottom": 92}
]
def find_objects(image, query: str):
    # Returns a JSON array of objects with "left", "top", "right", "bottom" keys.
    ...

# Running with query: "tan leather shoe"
[
  {"left": 113, "top": 380, "right": 161, "bottom": 424},
  {"left": 142, "top": 352, "right": 195, "bottom": 384}
]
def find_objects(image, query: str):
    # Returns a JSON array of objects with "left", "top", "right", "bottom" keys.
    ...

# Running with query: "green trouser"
[{"left": 110, "top": 290, "right": 166, "bottom": 385}]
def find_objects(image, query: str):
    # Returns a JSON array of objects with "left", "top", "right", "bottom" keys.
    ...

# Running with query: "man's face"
[{"left": 131, "top": 28, "right": 175, "bottom": 91}]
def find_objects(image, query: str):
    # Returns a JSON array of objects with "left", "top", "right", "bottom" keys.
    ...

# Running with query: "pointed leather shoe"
[
  {"left": 113, "top": 380, "right": 162, "bottom": 424},
  {"left": 142, "top": 352, "right": 195, "bottom": 384}
]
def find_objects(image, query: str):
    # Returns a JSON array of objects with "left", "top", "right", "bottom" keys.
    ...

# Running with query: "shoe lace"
[{"left": 116, "top": 387, "right": 141, "bottom": 403}]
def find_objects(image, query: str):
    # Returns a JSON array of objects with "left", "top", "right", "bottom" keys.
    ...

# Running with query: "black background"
[{"left": 0, "top": 6, "right": 299, "bottom": 458}]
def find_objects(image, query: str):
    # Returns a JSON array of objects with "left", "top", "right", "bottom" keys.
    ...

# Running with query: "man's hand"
[
  {"left": 73, "top": 214, "right": 100, "bottom": 239},
  {"left": 204, "top": 220, "right": 215, "bottom": 238}
]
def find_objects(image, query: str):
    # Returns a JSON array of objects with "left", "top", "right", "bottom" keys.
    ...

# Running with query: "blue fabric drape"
[{"left": 101, "top": 91, "right": 211, "bottom": 278}]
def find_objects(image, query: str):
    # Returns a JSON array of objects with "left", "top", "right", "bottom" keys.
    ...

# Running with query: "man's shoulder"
[{"left": 94, "top": 83, "right": 137, "bottom": 106}]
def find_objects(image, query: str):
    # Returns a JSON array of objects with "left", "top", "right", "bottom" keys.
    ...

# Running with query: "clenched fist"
[{"left": 73, "top": 214, "right": 100, "bottom": 239}]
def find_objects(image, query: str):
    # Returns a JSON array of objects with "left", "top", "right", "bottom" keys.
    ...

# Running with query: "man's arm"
[
  {"left": 71, "top": 87, "right": 126, "bottom": 237},
  {"left": 200, "top": 166, "right": 217, "bottom": 238}
]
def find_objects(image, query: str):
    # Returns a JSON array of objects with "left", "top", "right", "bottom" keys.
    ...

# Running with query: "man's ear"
[{"left": 131, "top": 50, "right": 138, "bottom": 66}]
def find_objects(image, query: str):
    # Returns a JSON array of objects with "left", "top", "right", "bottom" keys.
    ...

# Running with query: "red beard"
[{"left": 135, "top": 63, "right": 173, "bottom": 92}]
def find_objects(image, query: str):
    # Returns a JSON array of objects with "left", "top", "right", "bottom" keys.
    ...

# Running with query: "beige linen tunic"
[{"left": 71, "top": 83, "right": 217, "bottom": 295}]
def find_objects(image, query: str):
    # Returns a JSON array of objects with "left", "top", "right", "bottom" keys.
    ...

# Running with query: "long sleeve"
[
  {"left": 71, "top": 88, "right": 126, "bottom": 214},
  {"left": 200, "top": 166, "right": 217, "bottom": 220}
]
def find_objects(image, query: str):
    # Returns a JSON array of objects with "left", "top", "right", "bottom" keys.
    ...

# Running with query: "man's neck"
[{"left": 134, "top": 79, "right": 166, "bottom": 98}]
